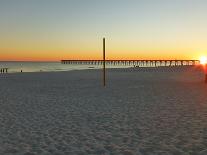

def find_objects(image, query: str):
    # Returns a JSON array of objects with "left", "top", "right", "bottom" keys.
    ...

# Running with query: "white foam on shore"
[{"left": 0, "top": 66, "right": 207, "bottom": 155}]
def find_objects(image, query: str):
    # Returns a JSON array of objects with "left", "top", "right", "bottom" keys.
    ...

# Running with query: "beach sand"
[{"left": 0, "top": 66, "right": 207, "bottom": 155}]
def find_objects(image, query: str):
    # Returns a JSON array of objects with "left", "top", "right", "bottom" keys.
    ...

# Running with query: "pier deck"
[{"left": 61, "top": 60, "right": 200, "bottom": 67}]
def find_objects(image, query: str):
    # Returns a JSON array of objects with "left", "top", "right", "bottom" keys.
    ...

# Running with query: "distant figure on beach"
[{"left": 21, "top": 70, "right": 22, "bottom": 73}]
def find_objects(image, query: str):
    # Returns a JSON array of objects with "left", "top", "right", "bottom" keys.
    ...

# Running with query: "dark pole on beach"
[
  {"left": 103, "top": 38, "right": 106, "bottom": 87},
  {"left": 205, "top": 64, "right": 207, "bottom": 83}
]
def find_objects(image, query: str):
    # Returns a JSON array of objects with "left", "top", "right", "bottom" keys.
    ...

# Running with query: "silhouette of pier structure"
[
  {"left": 61, "top": 60, "right": 200, "bottom": 67},
  {"left": 0, "top": 68, "right": 8, "bottom": 73}
]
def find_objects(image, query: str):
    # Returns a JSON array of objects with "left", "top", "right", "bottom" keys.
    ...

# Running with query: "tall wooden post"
[
  {"left": 205, "top": 64, "right": 207, "bottom": 83},
  {"left": 205, "top": 74, "right": 207, "bottom": 83},
  {"left": 103, "top": 38, "right": 106, "bottom": 86}
]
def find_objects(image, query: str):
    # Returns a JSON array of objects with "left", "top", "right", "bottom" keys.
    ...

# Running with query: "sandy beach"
[{"left": 0, "top": 66, "right": 207, "bottom": 155}]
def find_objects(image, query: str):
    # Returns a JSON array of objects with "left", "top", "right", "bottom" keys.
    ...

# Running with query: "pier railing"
[{"left": 61, "top": 60, "right": 200, "bottom": 67}]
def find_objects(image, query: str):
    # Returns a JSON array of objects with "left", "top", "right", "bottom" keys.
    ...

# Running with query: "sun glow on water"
[{"left": 200, "top": 56, "right": 207, "bottom": 65}]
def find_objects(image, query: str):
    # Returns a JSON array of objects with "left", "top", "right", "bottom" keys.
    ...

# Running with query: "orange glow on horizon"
[
  {"left": 0, "top": 46, "right": 202, "bottom": 61},
  {"left": 0, "top": 50, "right": 200, "bottom": 62}
]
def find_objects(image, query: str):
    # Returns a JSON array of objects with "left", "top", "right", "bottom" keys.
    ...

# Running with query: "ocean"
[{"left": 0, "top": 61, "right": 132, "bottom": 73}]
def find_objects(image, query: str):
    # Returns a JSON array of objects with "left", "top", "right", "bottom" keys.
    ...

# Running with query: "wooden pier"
[
  {"left": 0, "top": 68, "right": 9, "bottom": 73},
  {"left": 61, "top": 60, "right": 200, "bottom": 67}
]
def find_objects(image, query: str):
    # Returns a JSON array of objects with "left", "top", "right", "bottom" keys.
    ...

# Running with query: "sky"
[{"left": 0, "top": 0, "right": 207, "bottom": 61}]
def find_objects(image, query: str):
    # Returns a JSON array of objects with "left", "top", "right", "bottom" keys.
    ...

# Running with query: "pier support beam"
[{"left": 0, "top": 68, "right": 8, "bottom": 73}]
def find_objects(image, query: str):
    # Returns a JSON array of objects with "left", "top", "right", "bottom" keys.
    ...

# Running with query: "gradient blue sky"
[{"left": 0, "top": 0, "right": 207, "bottom": 60}]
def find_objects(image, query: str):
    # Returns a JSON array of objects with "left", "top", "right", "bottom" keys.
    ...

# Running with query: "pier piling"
[{"left": 0, "top": 68, "right": 8, "bottom": 74}]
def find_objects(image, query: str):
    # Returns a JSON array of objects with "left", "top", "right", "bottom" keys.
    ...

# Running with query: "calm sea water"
[{"left": 0, "top": 61, "right": 132, "bottom": 73}]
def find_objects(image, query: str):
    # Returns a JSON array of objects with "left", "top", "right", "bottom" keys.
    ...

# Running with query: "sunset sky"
[{"left": 0, "top": 0, "right": 207, "bottom": 61}]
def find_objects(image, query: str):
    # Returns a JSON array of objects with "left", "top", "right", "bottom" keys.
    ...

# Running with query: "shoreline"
[{"left": 0, "top": 65, "right": 204, "bottom": 75}]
